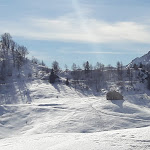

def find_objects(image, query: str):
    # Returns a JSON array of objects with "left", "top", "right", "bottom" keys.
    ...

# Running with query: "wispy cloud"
[
  {"left": 0, "top": 16, "right": 150, "bottom": 44},
  {"left": 59, "top": 50, "right": 144, "bottom": 55}
]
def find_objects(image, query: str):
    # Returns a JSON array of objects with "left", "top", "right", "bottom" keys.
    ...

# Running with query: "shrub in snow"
[{"left": 106, "top": 91, "right": 123, "bottom": 100}]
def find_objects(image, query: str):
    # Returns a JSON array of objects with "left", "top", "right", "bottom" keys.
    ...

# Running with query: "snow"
[
  {"left": 0, "top": 127, "right": 150, "bottom": 150},
  {"left": 1, "top": 94, "right": 150, "bottom": 138},
  {"left": 1, "top": 61, "right": 150, "bottom": 149},
  {"left": 1, "top": 92, "right": 150, "bottom": 149}
]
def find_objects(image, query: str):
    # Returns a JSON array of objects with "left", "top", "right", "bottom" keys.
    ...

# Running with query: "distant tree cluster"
[
  {"left": 48, "top": 59, "right": 150, "bottom": 91},
  {"left": 0, "top": 33, "right": 29, "bottom": 81},
  {"left": 68, "top": 61, "right": 106, "bottom": 91}
]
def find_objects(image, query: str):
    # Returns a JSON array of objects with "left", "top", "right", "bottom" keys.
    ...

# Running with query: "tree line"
[{"left": 50, "top": 59, "right": 150, "bottom": 91}]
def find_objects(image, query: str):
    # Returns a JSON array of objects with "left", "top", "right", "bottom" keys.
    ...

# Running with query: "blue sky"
[{"left": 1, "top": 0, "right": 150, "bottom": 68}]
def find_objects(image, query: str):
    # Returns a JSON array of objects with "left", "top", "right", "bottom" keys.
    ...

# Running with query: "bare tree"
[
  {"left": 71, "top": 63, "right": 81, "bottom": 85},
  {"left": 52, "top": 60, "right": 60, "bottom": 73},
  {"left": 17, "top": 45, "right": 28, "bottom": 60},
  {"left": 72, "top": 63, "right": 77, "bottom": 71},
  {"left": 1, "top": 33, "right": 12, "bottom": 52},
  {"left": 64, "top": 64, "right": 68, "bottom": 72},
  {"left": 10, "top": 40, "right": 16, "bottom": 67},
  {"left": 95, "top": 62, "right": 104, "bottom": 72},
  {"left": 83, "top": 61, "right": 90, "bottom": 74}
]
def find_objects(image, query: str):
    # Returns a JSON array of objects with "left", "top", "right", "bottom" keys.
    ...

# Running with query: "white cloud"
[
  {"left": 0, "top": 16, "right": 150, "bottom": 44},
  {"left": 59, "top": 49, "right": 144, "bottom": 55}
]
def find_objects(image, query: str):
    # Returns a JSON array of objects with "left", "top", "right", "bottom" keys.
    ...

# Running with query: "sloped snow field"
[
  {"left": 1, "top": 76, "right": 150, "bottom": 149},
  {"left": 1, "top": 127, "right": 150, "bottom": 150}
]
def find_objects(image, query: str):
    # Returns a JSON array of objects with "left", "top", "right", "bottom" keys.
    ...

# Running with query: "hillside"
[
  {"left": 128, "top": 51, "right": 150, "bottom": 67},
  {"left": 0, "top": 60, "right": 86, "bottom": 105},
  {"left": 1, "top": 82, "right": 150, "bottom": 149}
]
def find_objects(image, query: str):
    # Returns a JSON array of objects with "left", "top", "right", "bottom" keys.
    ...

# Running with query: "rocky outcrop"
[{"left": 106, "top": 91, "right": 123, "bottom": 100}]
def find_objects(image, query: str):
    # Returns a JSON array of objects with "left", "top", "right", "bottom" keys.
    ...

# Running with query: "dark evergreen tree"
[
  {"left": 49, "top": 69, "right": 56, "bottom": 84},
  {"left": 65, "top": 78, "right": 69, "bottom": 86},
  {"left": 139, "top": 62, "right": 143, "bottom": 68},
  {"left": 133, "top": 64, "right": 138, "bottom": 70}
]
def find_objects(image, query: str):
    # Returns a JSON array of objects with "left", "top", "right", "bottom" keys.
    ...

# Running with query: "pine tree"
[
  {"left": 65, "top": 78, "right": 69, "bottom": 86},
  {"left": 83, "top": 61, "right": 90, "bottom": 74},
  {"left": 139, "top": 63, "right": 143, "bottom": 68},
  {"left": 49, "top": 69, "right": 56, "bottom": 84}
]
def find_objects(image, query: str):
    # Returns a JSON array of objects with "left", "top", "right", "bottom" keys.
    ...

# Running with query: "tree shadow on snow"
[
  {"left": 111, "top": 100, "right": 125, "bottom": 109},
  {"left": 9, "top": 80, "right": 32, "bottom": 104},
  {"left": 16, "top": 80, "right": 32, "bottom": 103},
  {"left": 38, "top": 104, "right": 62, "bottom": 107},
  {"left": 52, "top": 83, "right": 60, "bottom": 93}
]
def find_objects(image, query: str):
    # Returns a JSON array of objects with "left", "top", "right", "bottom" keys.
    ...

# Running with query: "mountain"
[{"left": 128, "top": 51, "right": 150, "bottom": 67}]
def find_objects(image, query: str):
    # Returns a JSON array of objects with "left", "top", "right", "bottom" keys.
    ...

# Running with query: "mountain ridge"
[{"left": 128, "top": 51, "right": 150, "bottom": 67}]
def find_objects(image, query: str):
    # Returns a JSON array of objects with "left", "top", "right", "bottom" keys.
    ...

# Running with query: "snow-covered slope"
[
  {"left": 1, "top": 60, "right": 150, "bottom": 149},
  {"left": 1, "top": 126, "right": 150, "bottom": 150},
  {"left": 0, "top": 60, "right": 85, "bottom": 105},
  {"left": 1, "top": 91, "right": 150, "bottom": 138},
  {"left": 128, "top": 51, "right": 150, "bottom": 67}
]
